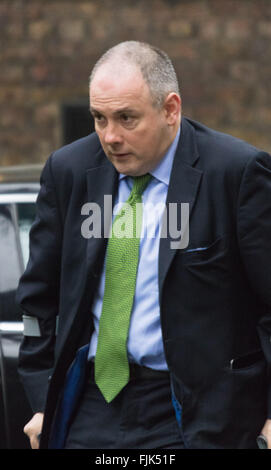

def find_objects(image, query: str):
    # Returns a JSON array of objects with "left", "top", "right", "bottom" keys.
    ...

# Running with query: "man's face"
[{"left": 89, "top": 65, "right": 180, "bottom": 176}]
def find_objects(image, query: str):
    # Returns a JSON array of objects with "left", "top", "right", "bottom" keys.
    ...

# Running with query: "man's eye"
[
  {"left": 121, "top": 115, "right": 134, "bottom": 123},
  {"left": 94, "top": 114, "right": 106, "bottom": 126}
]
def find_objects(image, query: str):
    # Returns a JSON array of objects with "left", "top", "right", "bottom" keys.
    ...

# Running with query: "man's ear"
[{"left": 163, "top": 93, "right": 181, "bottom": 126}]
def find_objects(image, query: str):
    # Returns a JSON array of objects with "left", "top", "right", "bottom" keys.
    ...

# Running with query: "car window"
[
  {"left": 0, "top": 202, "right": 36, "bottom": 322},
  {"left": 17, "top": 203, "right": 36, "bottom": 268},
  {"left": 0, "top": 204, "right": 23, "bottom": 293}
]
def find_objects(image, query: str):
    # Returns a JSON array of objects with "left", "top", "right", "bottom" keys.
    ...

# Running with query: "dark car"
[{"left": 0, "top": 164, "right": 42, "bottom": 449}]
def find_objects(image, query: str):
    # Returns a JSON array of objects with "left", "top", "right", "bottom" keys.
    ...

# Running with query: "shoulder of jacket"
[
  {"left": 50, "top": 132, "right": 103, "bottom": 170},
  {"left": 40, "top": 132, "right": 107, "bottom": 202},
  {"left": 184, "top": 116, "right": 265, "bottom": 171}
]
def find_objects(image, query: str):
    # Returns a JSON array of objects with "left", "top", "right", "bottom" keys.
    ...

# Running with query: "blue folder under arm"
[{"left": 48, "top": 344, "right": 89, "bottom": 449}]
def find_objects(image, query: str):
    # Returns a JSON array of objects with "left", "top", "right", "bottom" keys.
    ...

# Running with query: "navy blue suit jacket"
[{"left": 17, "top": 117, "right": 271, "bottom": 448}]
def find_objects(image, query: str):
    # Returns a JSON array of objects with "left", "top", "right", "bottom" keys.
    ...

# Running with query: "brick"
[
  {"left": 6, "top": 20, "right": 24, "bottom": 39},
  {"left": 230, "top": 62, "right": 257, "bottom": 81},
  {"left": 59, "top": 20, "right": 85, "bottom": 41},
  {"left": 0, "top": 64, "right": 24, "bottom": 82},
  {"left": 30, "top": 64, "right": 50, "bottom": 82},
  {"left": 200, "top": 21, "right": 220, "bottom": 39},
  {"left": 35, "top": 103, "right": 59, "bottom": 124},
  {"left": 168, "top": 20, "right": 193, "bottom": 38},
  {"left": 78, "top": 3, "right": 98, "bottom": 16},
  {"left": 28, "top": 21, "right": 52, "bottom": 40},
  {"left": 258, "top": 21, "right": 271, "bottom": 36},
  {"left": 225, "top": 19, "right": 251, "bottom": 39}
]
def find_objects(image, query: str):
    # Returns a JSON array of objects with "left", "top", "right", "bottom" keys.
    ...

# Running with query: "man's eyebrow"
[
  {"left": 89, "top": 107, "right": 100, "bottom": 115},
  {"left": 113, "top": 107, "right": 136, "bottom": 115},
  {"left": 90, "top": 107, "right": 136, "bottom": 116}
]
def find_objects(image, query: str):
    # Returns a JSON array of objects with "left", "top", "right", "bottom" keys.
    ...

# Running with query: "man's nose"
[{"left": 103, "top": 123, "right": 122, "bottom": 145}]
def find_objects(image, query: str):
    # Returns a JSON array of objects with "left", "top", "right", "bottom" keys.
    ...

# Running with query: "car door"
[{"left": 0, "top": 194, "right": 37, "bottom": 448}]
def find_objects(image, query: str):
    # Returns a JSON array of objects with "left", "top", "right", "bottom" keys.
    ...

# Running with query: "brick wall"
[{"left": 1, "top": 0, "right": 271, "bottom": 166}]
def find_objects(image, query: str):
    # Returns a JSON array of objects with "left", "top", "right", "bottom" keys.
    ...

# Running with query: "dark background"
[{"left": 1, "top": 0, "right": 271, "bottom": 166}]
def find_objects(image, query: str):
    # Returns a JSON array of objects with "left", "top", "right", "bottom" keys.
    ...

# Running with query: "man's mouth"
[{"left": 111, "top": 152, "right": 131, "bottom": 158}]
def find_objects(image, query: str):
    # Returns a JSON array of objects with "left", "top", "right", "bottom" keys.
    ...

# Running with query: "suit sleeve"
[
  {"left": 16, "top": 154, "right": 62, "bottom": 413},
  {"left": 237, "top": 150, "right": 271, "bottom": 416}
]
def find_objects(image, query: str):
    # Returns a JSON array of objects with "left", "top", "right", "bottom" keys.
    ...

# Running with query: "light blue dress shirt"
[{"left": 88, "top": 128, "right": 180, "bottom": 370}]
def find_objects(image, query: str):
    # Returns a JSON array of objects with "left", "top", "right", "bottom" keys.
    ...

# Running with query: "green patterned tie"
[{"left": 95, "top": 174, "right": 152, "bottom": 403}]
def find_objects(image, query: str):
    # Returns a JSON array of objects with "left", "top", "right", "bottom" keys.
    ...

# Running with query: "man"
[{"left": 17, "top": 41, "right": 271, "bottom": 449}]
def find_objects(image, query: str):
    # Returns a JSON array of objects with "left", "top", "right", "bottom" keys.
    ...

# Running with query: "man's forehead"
[
  {"left": 90, "top": 62, "right": 146, "bottom": 98},
  {"left": 92, "top": 60, "right": 141, "bottom": 82}
]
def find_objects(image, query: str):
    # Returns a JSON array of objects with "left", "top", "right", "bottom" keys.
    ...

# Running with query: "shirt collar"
[{"left": 119, "top": 126, "right": 181, "bottom": 186}]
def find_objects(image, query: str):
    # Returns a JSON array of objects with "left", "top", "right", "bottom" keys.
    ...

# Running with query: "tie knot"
[{"left": 131, "top": 174, "right": 152, "bottom": 197}]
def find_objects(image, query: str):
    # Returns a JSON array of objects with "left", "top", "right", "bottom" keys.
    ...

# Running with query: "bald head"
[{"left": 89, "top": 41, "right": 180, "bottom": 108}]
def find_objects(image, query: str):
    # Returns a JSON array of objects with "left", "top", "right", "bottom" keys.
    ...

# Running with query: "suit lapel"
[
  {"left": 158, "top": 118, "right": 203, "bottom": 295},
  {"left": 85, "top": 151, "right": 118, "bottom": 276}
]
